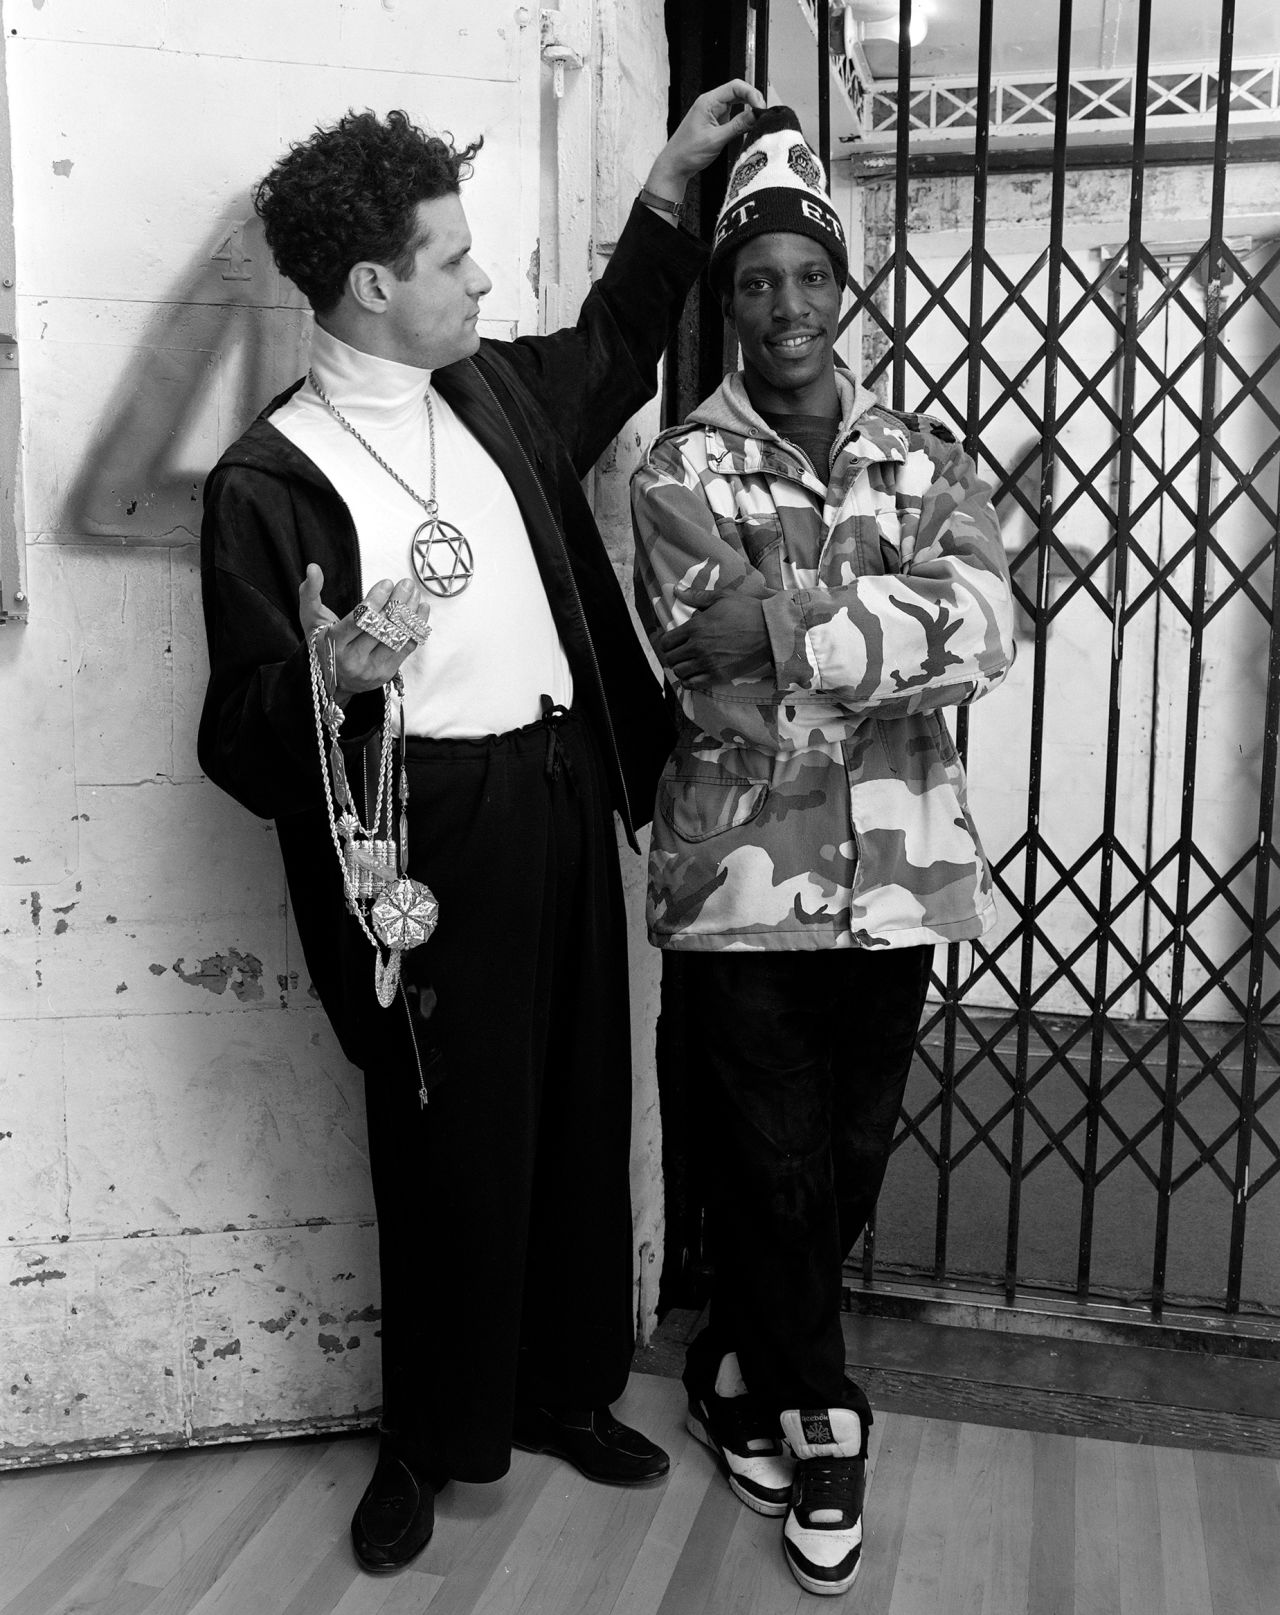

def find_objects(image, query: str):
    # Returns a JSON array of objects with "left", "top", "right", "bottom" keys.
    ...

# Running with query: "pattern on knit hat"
[
  {"left": 726, "top": 149, "right": 768, "bottom": 204},
  {"left": 708, "top": 106, "right": 848, "bottom": 294},
  {"left": 787, "top": 143, "right": 823, "bottom": 190}
]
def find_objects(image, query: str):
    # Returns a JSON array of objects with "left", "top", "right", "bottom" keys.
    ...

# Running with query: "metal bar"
[
  {"left": 932, "top": 0, "right": 997, "bottom": 1286},
  {"left": 816, "top": 0, "right": 831, "bottom": 191},
  {"left": 1230, "top": 465, "right": 1280, "bottom": 1309},
  {"left": 1151, "top": 0, "right": 1236, "bottom": 1314},
  {"left": 842, "top": 1277, "right": 1280, "bottom": 1360},
  {"left": 842, "top": 136, "right": 1280, "bottom": 179},
  {"left": 861, "top": 1209, "right": 877, "bottom": 1286},
  {"left": 960, "top": 7, "right": 993, "bottom": 462},
  {"left": 753, "top": 0, "right": 770, "bottom": 98},
  {"left": 934, "top": 934, "right": 961, "bottom": 1284},
  {"left": 1073, "top": 12, "right": 1144, "bottom": 1295},
  {"left": 1080, "top": 0, "right": 1153, "bottom": 1305},
  {"left": 868, "top": 0, "right": 913, "bottom": 1279},
  {"left": 890, "top": 0, "right": 912, "bottom": 407},
  {"left": 999, "top": 0, "right": 1076, "bottom": 1306}
]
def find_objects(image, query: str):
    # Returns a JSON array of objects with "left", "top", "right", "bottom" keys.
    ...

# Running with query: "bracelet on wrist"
[{"left": 639, "top": 184, "right": 684, "bottom": 223}]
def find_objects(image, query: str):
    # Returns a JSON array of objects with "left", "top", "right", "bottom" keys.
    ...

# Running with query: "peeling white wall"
[{"left": 1, "top": 0, "right": 674, "bottom": 1466}]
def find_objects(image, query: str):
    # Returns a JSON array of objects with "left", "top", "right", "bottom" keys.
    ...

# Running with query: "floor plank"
[
  {"left": 467, "top": 1463, "right": 592, "bottom": 1615},
  {"left": 0, "top": 1456, "right": 154, "bottom": 1606},
  {"left": 846, "top": 1412, "right": 925, "bottom": 1612},
  {"left": 1153, "top": 1444, "right": 1212, "bottom": 1615},
  {"left": 4, "top": 1370, "right": 1280, "bottom": 1615},
  {"left": 885, "top": 1416, "right": 962, "bottom": 1615},
  {"left": 1074, "top": 1436, "right": 1120, "bottom": 1615},
  {"left": 125, "top": 1443, "right": 332, "bottom": 1615},
  {"left": 979, "top": 1425, "right": 1034, "bottom": 1615},
  {"left": 1115, "top": 1443, "right": 1166, "bottom": 1615},
  {"left": 415, "top": 1455, "right": 565, "bottom": 1615},
  {"left": 2, "top": 1456, "right": 192, "bottom": 1615},
  {"left": 703, "top": 1503, "right": 804, "bottom": 1615},
  {"left": 938, "top": 1420, "right": 1002, "bottom": 1615},
  {"left": 329, "top": 1568, "right": 444, "bottom": 1615},
  {"left": 112, "top": 1442, "right": 302, "bottom": 1598},
  {"left": 182, "top": 1440, "right": 359, "bottom": 1615},
  {"left": 1195, "top": 1449, "right": 1280, "bottom": 1615},
  {"left": 1027, "top": 1430, "right": 1075, "bottom": 1615},
  {"left": 605, "top": 1385, "right": 714, "bottom": 1613},
  {"left": 652, "top": 1465, "right": 744, "bottom": 1615}
]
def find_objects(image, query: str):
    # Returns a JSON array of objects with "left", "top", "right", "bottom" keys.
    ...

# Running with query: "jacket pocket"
[
  {"left": 876, "top": 711, "right": 956, "bottom": 778},
  {"left": 659, "top": 769, "right": 769, "bottom": 843},
  {"left": 738, "top": 513, "right": 785, "bottom": 581},
  {"left": 932, "top": 712, "right": 959, "bottom": 766}
]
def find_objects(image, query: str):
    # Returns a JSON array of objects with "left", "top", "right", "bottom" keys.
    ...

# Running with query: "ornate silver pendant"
[
  {"left": 343, "top": 836, "right": 397, "bottom": 906},
  {"left": 371, "top": 876, "right": 440, "bottom": 951},
  {"left": 412, "top": 517, "right": 474, "bottom": 598},
  {"left": 374, "top": 947, "right": 402, "bottom": 1008}
]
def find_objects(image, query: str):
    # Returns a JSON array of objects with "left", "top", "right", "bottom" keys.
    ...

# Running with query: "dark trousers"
[
  {"left": 680, "top": 946, "right": 931, "bottom": 1415},
  {"left": 361, "top": 708, "right": 636, "bottom": 1483}
]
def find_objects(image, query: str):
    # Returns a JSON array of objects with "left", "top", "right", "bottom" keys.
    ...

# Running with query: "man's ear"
[
  {"left": 720, "top": 287, "right": 736, "bottom": 329},
  {"left": 347, "top": 261, "right": 394, "bottom": 316}
]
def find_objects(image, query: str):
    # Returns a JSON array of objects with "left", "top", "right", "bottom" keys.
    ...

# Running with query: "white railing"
[
  {"left": 861, "top": 58, "right": 1280, "bottom": 142},
  {"left": 794, "top": 0, "right": 869, "bottom": 128}
]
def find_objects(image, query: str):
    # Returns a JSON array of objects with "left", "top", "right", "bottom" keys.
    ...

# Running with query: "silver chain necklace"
[{"left": 307, "top": 368, "right": 474, "bottom": 598}]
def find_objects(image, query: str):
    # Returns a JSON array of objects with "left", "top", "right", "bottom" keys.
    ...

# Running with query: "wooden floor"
[{"left": 4, "top": 1371, "right": 1279, "bottom": 1615}]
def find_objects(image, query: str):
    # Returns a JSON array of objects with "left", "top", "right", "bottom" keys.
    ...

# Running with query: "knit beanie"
[{"left": 708, "top": 106, "right": 848, "bottom": 295}]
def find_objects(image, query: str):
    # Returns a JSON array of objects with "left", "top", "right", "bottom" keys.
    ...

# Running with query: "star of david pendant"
[{"left": 411, "top": 517, "right": 474, "bottom": 598}]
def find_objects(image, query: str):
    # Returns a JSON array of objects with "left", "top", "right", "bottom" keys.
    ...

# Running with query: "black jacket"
[{"left": 197, "top": 202, "right": 707, "bottom": 1071}]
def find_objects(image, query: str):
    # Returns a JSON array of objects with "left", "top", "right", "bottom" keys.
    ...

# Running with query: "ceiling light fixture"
[{"left": 834, "top": 0, "right": 929, "bottom": 51}]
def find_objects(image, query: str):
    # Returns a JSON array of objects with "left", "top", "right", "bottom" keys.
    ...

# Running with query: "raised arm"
[{"left": 491, "top": 81, "right": 764, "bottom": 471}]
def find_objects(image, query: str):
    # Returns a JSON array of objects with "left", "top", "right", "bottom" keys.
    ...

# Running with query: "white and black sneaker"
[
  {"left": 779, "top": 1406, "right": 867, "bottom": 1596},
  {"left": 685, "top": 1354, "right": 793, "bottom": 1517}
]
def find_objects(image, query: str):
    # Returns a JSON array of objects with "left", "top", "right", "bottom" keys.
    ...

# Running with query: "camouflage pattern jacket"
[{"left": 630, "top": 369, "right": 1015, "bottom": 952}]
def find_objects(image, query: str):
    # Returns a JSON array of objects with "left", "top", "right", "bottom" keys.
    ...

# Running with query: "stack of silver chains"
[{"left": 307, "top": 369, "right": 474, "bottom": 598}]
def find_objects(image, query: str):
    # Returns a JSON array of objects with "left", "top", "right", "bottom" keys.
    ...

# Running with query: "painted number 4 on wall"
[{"left": 211, "top": 223, "right": 253, "bottom": 281}]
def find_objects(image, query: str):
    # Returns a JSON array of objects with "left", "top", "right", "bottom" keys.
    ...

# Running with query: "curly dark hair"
[{"left": 253, "top": 109, "right": 483, "bottom": 314}]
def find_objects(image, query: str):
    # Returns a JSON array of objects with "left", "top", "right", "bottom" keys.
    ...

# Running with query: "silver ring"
[
  {"left": 385, "top": 601, "right": 432, "bottom": 642},
  {"left": 353, "top": 601, "right": 411, "bottom": 651}
]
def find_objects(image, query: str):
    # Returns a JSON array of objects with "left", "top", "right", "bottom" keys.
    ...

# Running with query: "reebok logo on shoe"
[
  {"left": 801, "top": 1411, "right": 835, "bottom": 1446},
  {"left": 781, "top": 1405, "right": 864, "bottom": 1462}
]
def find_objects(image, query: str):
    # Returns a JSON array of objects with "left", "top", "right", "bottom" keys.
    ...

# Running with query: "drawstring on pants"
[{"left": 539, "top": 695, "right": 575, "bottom": 785}]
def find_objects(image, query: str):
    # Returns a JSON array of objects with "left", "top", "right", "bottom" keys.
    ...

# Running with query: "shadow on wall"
[{"left": 57, "top": 209, "right": 306, "bottom": 545}]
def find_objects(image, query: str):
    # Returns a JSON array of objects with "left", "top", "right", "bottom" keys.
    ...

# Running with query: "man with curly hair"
[{"left": 198, "top": 85, "right": 763, "bottom": 1574}]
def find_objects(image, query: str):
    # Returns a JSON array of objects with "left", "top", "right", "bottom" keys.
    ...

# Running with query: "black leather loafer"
[
  {"left": 512, "top": 1405, "right": 670, "bottom": 1485},
  {"left": 351, "top": 1443, "right": 447, "bottom": 1574}
]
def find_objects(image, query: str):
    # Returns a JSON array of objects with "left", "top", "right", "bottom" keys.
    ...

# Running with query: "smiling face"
[
  {"left": 378, "top": 192, "right": 493, "bottom": 370},
  {"left": 724, "top": 232, "right": 842, "bottom": 418}
]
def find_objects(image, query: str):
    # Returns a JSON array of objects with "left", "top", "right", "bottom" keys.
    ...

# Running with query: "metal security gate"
[{"left": 661, "top": 0, "right": 1280, "bottom": 1341}]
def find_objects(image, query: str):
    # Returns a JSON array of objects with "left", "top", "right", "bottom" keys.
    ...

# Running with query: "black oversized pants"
[
  {"left": 680, "top": 946, "right": 931, "bottom": 1416},
  {"left": 361, "top": 708, "right": 637, "bottom": 1482}
]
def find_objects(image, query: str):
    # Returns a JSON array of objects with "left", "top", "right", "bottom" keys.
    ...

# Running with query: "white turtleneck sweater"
[{"left": 271, "top": 326, "right": 573, "bottom": 739}]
